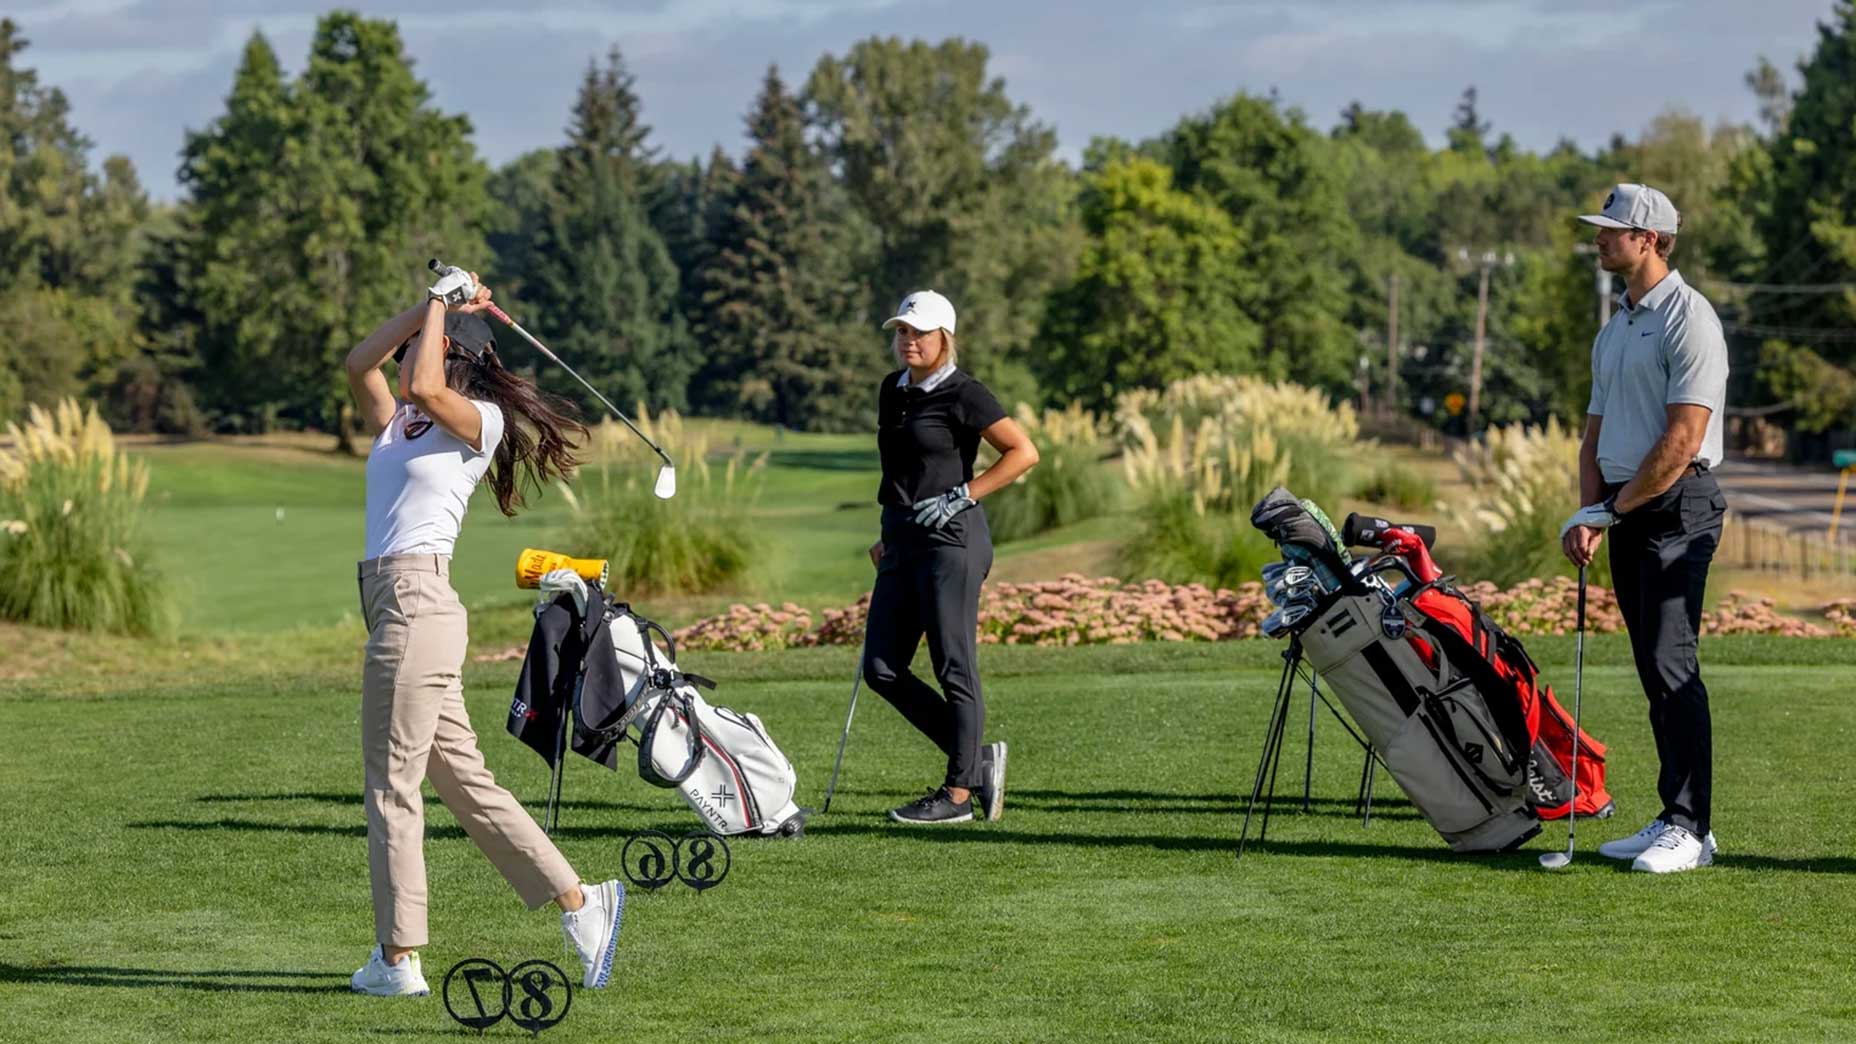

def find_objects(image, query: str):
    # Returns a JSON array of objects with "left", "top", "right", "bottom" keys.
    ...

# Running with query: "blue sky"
[{"left": 9, "top": 0, "right": 1843, "bottom": 200}]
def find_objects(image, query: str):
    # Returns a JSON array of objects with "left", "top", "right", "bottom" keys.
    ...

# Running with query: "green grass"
[
  {"left": 5, "top": 433, "right": 1852, "bottom": 1041},
  {"left": 1, "top": 639, "right": 1853, "bottom": 1042}
]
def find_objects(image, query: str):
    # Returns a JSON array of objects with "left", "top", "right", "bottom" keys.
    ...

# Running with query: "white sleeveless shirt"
[{"left": 363, "top": 400, "right": 505, "bottom": 559}]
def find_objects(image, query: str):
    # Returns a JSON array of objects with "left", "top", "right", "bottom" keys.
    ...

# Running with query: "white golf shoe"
[
  {"left": 1598, "top": 819, "right": 1669, "bottom": 860},
  {"left": 560, "top": 879, "right": 624, "bottom": 989},
  {"left": 350, "top": 945, "right": 430, "bottom": 996},
  {"left": 1632, "top": 824, "right": 1715, "bottom": 873}
]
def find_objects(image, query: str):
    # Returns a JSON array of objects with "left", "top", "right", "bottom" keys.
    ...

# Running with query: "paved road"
[{"left": 1713, "top": 457, "right": 1855, "bottom": 544}]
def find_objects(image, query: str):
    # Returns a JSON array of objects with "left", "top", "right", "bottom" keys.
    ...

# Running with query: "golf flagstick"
[
  {"left": 821, "top": 637, "right": 866, "bottom": 814},
  {"left": 1540, "top": 564, "right": 1587, "bottom": 870}
]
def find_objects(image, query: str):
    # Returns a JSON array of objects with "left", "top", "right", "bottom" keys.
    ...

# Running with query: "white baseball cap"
[
  {"left": 1578, "top": 183, "right": 1680, "bottom": 233},
  {"left": 881, "top": 290, "right": 956, "bottom": 335}
]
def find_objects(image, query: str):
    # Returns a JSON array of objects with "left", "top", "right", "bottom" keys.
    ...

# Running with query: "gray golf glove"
[
  {"left": 427, "top": 266, "right": 478, "bottom": 306},
  {"left": 912, "top": 482, "right": 976, "bottom": 530},
  {"left": 1558, "top": 496, "right": 1621, "bottom": 539},
  {"left": 537, "top": 567, "right": 589, "bottom": 616}
]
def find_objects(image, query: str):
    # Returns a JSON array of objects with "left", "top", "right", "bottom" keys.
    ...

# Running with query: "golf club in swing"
[
  {"left": 428, "top": 258, "right": 677, "bottom": 499},
  {"left": 1539, "top": 563, "right": 1588, "bottom": 871},
  {"left": 821, "top": 637, "right": 867, "bottom": 814}
]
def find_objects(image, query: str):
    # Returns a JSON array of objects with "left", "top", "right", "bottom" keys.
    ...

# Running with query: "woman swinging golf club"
[
  {"left": 862, "top": 290, "right": 1039, "bottom": 824},
  {"left": 342, "top": 266, "right": 622, "bottom": 996}
]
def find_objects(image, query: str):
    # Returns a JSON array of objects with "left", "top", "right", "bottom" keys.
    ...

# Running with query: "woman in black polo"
[{"left": 863, "top": 290, "right": 1040, "bottom": 824}]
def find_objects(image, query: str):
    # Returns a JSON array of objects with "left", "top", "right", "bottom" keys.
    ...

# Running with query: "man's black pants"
[
  {"left": 862, "top": 506, "right": 993, "bottom": 791},
  {"left": 1605, "top": 470, "right": 1726, "bottom": 835}
]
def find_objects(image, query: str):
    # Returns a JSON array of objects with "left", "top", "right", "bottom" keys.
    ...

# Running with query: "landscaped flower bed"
[{"left": 668, "top": 574, "right": 1854, "bottom": 651}]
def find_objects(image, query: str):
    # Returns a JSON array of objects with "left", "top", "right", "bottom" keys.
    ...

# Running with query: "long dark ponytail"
[{"left": 444, "top": 350, "right": 587, "bottom": 517}]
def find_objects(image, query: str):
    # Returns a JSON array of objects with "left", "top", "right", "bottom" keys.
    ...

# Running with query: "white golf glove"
[
  {"left": 912, "top": 482, "right": 976, "bottom": 530},
  {"left": 427, "top": 266, "right": 478, "bottom": 306},
  {"left": 537, "top": 567, "right": 589, "bottom": 616},
  {"left": 1559, "top": 497, "right": 1622, "bottom": 539}
]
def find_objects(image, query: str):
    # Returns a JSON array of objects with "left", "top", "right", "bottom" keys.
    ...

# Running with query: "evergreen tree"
[
  {"left": 484, "top": 147, "right": 558, "bottom": 313},
  {"left": 697, "top": 67, "right": 870, "bottom": 429},
  {"left": 1754, "top": 0, "right": 1856, "bottom": 370},
  {"left": 653, "top": 146, "right": 740, "bottom": 355},
  {"left": 176, "top": 31, "right": 297, "bottom": 429},
  {"left": 179, "top": 18, "right": 488, "bottom": 441},
  {"left": 1448, "top": 86, "right": 1491, "bottom": 155},
  {"left": 0, "top": 19, "right": 148, "bottom": 419},
  {"left": 526, "top": 48, "right": 692, "bottom": 414}
]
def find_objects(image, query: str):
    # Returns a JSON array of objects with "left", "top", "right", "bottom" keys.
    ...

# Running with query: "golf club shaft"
[
  {"left": 425, "top": 258, "right": 673, "bottom": 470},
  {"left": 1567, "top": 563, "right": 1586, "bottom": 856},
  {"left": 484, "top": 303, "right": 675, "bottom": 470},
  {"left": 822, "top": 641, "right": 866, "bottom": 813}
]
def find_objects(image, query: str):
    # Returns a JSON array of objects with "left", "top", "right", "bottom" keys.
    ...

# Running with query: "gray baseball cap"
[{"left": 1578, "top": 183, "right": 1679, "bottom": 233}]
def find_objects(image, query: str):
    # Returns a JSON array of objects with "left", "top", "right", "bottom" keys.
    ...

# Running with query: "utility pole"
[
  {"left": 1458, "top": 248, "right": 1514, "bottom": 434},
  {"left": 1469, "top": 257, "right": 1490, "bottom": 431},
  {"left": 1574, "top": 243, "right": 1612, "bottom": 328},
  {"left": 1386, "top": 273, "right": 1400, "bottom": 417}
]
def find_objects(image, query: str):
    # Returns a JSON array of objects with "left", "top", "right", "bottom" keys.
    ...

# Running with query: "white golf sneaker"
[
  {"left": 1597, "top": 819, "right": 1669, "bottom": 860},
  {"left": 1632, "top": 824, "right": 1715, "bottom": 873},
  {"left": 560, "top": 879, "right": 624, "bottom": 989},
  {"left": 350, "top": 945, "right": 430, "bottom": 996}
]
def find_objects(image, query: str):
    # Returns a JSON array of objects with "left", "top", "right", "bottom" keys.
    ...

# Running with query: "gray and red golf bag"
[{"left": 1249, "top": 488, "right": 1612, "bottom": 854}]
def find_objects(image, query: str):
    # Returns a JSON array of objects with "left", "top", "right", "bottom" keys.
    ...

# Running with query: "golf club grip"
[
  {"left": 1341, "top": 512, "right": 1437, "bottom": 549},
  {"left": 428, "top": 257, "right": 447, "bottom": 273}
]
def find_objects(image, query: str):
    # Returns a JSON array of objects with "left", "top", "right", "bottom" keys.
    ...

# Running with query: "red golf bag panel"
[{"left": 1372, "top": 527, "right": 1612, "bottom": 821}]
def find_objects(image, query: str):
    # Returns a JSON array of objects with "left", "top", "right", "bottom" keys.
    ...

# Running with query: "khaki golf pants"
[{"left": 359, "top": 554, "right": 579, "bottom": 948}]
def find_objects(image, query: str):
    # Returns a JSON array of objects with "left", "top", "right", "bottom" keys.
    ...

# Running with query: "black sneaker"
[
  {"left": 888, "top": 787, "right": 973, "bottom": 824},
  {"left": 975, "top": 742, "right": 1007, "bottom": 822}
]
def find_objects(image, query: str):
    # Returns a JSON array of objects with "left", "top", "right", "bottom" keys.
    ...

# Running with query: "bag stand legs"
[
  {"left": 1238, "top": 638, "right": 1383, "bottom": 858},
  {"left": 543, "top": 678, "right": 577, "bottom": 836}
]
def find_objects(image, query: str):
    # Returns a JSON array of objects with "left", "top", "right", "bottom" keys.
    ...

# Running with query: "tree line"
[{"left": 3, "top": 8, "right": 1855, "bottom": 452}]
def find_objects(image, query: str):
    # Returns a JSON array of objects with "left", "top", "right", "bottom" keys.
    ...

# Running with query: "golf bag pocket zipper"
[{"left": 1425, "top": 691, "right": 1523, "bottom": 796}]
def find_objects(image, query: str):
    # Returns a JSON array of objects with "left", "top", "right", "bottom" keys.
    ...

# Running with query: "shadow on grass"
[
  {"left": 131, "top": 817, "right": 691, "bottom": 840},
  {"left": 1011, "top": 787, "right": 1420, "bottom": 819},
  {"left": 195, "top": 791, "right": 665, "bottom": 814},
  {"left": 0, "top": 962, "right": 347, "bottom": 994}
]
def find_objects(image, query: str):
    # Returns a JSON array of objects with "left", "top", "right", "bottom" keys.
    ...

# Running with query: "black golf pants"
[
  {"left": 1605, "top": 470, "right": 1726, "bottom": 836},
  {"left": 862, "top": 506, "right": 993, "bottom": 792}
]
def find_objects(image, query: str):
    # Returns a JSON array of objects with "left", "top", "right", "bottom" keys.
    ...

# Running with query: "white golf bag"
[{"left": 599, "top": 611, "right": 807, "bottom": 838}]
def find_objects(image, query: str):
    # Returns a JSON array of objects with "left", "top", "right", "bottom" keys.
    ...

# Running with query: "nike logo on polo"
[{"left": 1639, "top": 331, "right": 1655, "bottom": 337}]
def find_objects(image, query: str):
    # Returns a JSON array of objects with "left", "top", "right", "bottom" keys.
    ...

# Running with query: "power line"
[
  {"left": 1722, "top": 320, "right": 1856, "bottom": 343},
  {"left": 1700, "top": 278, "right": 1856, "bottom": 294}
]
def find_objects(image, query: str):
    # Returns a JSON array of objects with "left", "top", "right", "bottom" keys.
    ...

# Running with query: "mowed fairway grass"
[{"left": 2, "top": 433, "right": 1854, "bottom": 1043}]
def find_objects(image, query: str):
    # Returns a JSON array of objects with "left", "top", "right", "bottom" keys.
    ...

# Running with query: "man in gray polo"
[{"left": 1560, "top": 183, "right": 1729, "bottom": 873}]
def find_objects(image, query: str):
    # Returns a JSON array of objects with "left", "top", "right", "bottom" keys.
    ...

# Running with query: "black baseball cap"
[{"left": 394, "top": 312, "right": 498, "bottom": 364}]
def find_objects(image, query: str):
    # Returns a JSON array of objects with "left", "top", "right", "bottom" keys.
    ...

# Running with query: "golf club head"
[
  {"left": 653, "top": 464, "right": 677, "bottom": 500},
  {"left": 1260, "top": 562, "right": 1290, "bottom": 585},
  {"left": 1261, "top": 609, "right": 1292, "bottom": 639},
  {"left": 1538, "top": 851, "right": 1572, "bottom": 870}
]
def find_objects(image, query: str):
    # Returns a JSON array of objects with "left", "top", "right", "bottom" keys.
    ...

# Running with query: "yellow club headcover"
[{"left": 515, "top": 547, "right": 610, "bottom": 589}]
